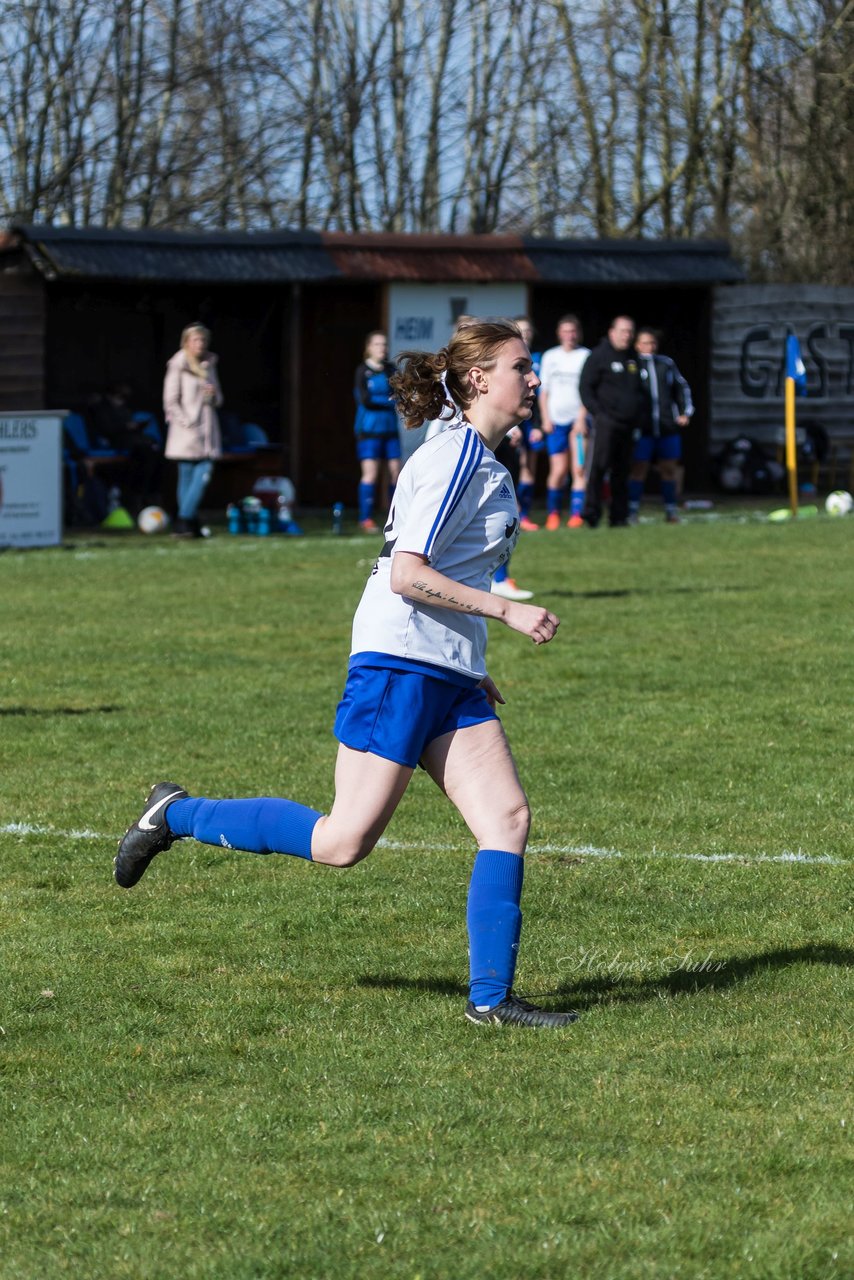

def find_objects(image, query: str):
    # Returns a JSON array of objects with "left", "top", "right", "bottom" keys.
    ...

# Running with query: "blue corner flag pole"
[{"left": 784, "top": 335, "right": 807, "bottom": 516}]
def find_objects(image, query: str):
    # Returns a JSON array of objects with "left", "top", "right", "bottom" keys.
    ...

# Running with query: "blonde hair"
[
  {"left": 181, "top": 323, "right": 212, "bottom": 377},
  {"left": 390, "top": 318, "right": 522, "bottom": 430}
]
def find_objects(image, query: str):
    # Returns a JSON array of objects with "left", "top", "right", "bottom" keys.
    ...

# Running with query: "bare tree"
[{"left": 0, "top": 0, "right": 849, "bottom": 280}]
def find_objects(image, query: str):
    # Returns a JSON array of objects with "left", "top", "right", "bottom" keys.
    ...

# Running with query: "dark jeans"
[{"left": 583, "top": 420, "right": 635, "bottom": 526}]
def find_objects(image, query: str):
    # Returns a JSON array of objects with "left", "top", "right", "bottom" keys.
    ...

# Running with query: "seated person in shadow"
[{"left": 89, "top": 383, "right": 162, "bottom": 514}]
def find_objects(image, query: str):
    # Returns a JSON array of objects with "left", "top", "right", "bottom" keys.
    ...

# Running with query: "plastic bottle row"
[{"left": 227, "top": 496, "right": 302, "bottom": 536}]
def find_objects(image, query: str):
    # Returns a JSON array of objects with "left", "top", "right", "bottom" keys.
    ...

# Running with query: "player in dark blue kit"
[
  {"left": 115, "top": 319, "right": 577, "bottom": 1029},
  {"left": 353, "top": 331, "right": 401, "bottom": 531}
]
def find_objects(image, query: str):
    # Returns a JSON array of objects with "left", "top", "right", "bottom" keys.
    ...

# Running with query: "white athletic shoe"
[{"left": 491, "top": 578, "right": 534, "bottom": 601}]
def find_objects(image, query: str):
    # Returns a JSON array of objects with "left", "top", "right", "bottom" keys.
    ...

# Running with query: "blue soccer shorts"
[
  {"left": 633, "top": 432, "right": 682, "bottom": 464},
  {"left": 545, "top": 423, "right": 571, "bottom": 456},
  {"left": 333, "top": 664, "right": 497, "bottom": 767},
  {"left": 356, "top": 434, "right": 402, "bottom": 462}
]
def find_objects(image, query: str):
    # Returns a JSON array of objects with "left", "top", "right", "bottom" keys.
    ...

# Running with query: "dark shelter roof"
[
  {"left": 522, "top": 237, "right": 745, "bottom": 285},
  {"left": 9, "top": 225, "right": 335, "bottom": 284},
  {"left": 6, "top": 224, "right": 744, "bottom": 286}
]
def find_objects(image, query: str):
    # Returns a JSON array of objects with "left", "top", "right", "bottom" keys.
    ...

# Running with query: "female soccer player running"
[{"left": 114, "top": 319, "right": 577, "bottom": 1029}]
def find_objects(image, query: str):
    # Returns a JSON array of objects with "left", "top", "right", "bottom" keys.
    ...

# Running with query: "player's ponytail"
[
  {"left": 390, "top": 350, "right": 454, "bottom": 430},
  {"left": 391, "top": 319, "right": 523, "bottom": 430}
]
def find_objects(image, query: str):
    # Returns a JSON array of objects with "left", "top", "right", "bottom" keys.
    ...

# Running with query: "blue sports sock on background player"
[
  {"left": 546, "top": 486, "right": 564, "bottom": 516},
  {"left": 358, "top": 481, "right": 376, "bottom": 524},
  {"left": 517, "top": 480, "right": 535, "bottom": 519}
]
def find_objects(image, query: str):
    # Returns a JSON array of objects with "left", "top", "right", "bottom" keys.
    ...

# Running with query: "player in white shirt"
[
  {"left": 536, "top": 316, "right": 590, "bottom": 529},
  {"left": 424, "top": 339, "right": 532, "bottom": 602},
  {"left": 115, "top": 319, "right": 577, "bottom": 1030}
]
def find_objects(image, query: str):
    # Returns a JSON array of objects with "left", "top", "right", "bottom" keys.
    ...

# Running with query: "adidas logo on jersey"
[{"left": 498, "top": 482, "right": 513, "bottom": 500}]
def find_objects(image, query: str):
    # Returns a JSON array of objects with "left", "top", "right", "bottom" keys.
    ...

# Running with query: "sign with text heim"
[
  {"left": 0, "top": 413, "right": 64, "bottom": 548},
  {"left": 388, "top": 284, "right": 528, "bottom": 355}
]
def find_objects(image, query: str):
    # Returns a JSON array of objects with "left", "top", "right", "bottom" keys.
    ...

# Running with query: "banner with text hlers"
[{"left": 0, "top": 413, "right": 64, "bottom": 548}]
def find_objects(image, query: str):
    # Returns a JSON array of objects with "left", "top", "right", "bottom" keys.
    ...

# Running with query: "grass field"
[{"left": 1, "top": 509, "right": 852, "bottom": 1279}]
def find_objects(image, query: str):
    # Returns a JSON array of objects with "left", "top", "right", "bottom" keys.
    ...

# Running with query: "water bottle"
[
  {"left": 257, "top": 506, "right": 271, "bottom": 536},
  {"left": 227, "top": 503, "right": 242, "bottom": 535},
  {"left": 332, "top": 502, "right": 344, "bottom": 535},
  {"left": 242, "top": 496, "right": 262, "bottom": 535},
  {"left": 276, "top": 494, "right": 293, "bottom": 533}
]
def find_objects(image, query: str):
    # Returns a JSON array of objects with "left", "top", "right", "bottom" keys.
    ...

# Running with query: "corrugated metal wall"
[{"left": 711, "top": 285, "right": 854, "bottom": 450}]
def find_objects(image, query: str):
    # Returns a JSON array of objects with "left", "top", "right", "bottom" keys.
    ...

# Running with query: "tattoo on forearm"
[{"left": 412, "top": 579, "right": 485, "bottom": 615}]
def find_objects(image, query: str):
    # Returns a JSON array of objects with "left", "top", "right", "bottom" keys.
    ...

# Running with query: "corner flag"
[{"left": 786, "top": 334, "right": 807, "bottom": 394}]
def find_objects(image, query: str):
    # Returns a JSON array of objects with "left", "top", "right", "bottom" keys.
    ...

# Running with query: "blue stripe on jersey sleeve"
[
  {"left": 423, "top": 430, "right": 483, "bottom": 559},
  {"left": 441, "top": 437, "right": 484, "bottom": 531}
]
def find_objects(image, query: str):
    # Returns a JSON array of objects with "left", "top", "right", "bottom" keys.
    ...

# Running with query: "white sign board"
[
  {"left": 0, "top": 412, "right": 64, "bottom": 548},
  {"left": 388, "top": 284, "right": 528, "bottom": 456},
  {"left": 388, "top": 283, "right": 528, "bottom": 356}
]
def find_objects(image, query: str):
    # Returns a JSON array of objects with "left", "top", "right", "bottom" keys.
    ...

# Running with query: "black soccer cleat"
[
  {"left": 114, "top": 781, "right": 189, "bottom": 888},
  {"left": 465, "top": 992, "right": 579, "bottom": 1028}
]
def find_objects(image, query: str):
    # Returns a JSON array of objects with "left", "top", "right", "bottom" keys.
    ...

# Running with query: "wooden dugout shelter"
[{"left": 0, "top": 225, "right": 743, "bottom": 506}]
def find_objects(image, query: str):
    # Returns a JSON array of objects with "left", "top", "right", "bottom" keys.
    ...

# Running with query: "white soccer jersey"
[
  {"left": 539, "top": 345, "right": 591, "bottom": 424},
  {"left": 351, "top": 421, "right": 519, "bottom": 679}
]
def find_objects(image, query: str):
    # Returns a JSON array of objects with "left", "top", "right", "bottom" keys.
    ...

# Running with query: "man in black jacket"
[{"left": 579, "top": 316, "right": 650, "bottom": 527}]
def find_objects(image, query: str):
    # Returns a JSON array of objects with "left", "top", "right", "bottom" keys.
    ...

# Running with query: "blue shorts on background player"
[{"left": 114, "top": 319, "right": 577, "bottom": 1030}]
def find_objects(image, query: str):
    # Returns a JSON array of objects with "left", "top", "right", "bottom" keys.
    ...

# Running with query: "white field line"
[
  {"left": 378, "top": 839, "right": 850, "bottom": 867},
  {"left": 1, "top": 822, "right": 103, "bottom": 839},
  {"left": 1, "top": 824, "right": 849, "bottom": 867}
]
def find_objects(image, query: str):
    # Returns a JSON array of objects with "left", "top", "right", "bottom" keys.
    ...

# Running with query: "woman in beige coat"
[{"left": 163, "top": 323, "right": 223, "bottom": 537}]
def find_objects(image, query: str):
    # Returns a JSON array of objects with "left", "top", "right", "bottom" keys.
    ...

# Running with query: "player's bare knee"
[
  {"left": 322, "top": 836, "right": 376, "bottom": 868},
  {"left": 509, "top": 797, "right": 532, "bottom": 847},
  {"left": 482, "top": 797, "right": 530, "bottom": 852}
]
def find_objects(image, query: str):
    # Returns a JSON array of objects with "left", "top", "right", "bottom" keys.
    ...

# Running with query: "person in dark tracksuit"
[
  {"left": 579, "top": 316, "right": 650, "bottom": 528},
  {"left": 629, "top": 328, "right": 694, "bottom": 523}
]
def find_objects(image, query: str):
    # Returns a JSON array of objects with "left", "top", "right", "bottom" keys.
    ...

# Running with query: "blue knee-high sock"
[
  {"left": 628, "top": 478, "right": 644, "bottom": 512},
  {"left": 661, "top": 479, "right": 678, "bottom": 512},
  {"left": 493, "top": 560, "right": 508, "bottom": 584},
  {"left": 358, "top": 482, "right": 376, "bottom": 523},
  {"left": 467, "top": 849, "right": 524, "bottom": 1009},
  {"left": 517, "top": 481, "right": 534, "bottom": 518},
  {"left": 546, "top": 486, "right": 564, "bottom": 517},
  {"left": 166, "top": 796, "right": 321, "bottom": 859},
  {"left": 570, "top": 488, "right": 585, "bottom": 517}
]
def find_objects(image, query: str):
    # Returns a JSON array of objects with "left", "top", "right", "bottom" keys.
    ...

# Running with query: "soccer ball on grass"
[
  {"left": 824, "top": 490, "right": 853, "bottom": 517},
  {"left": 137, "top": 505, "right": 171, "bottom": 534}
]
